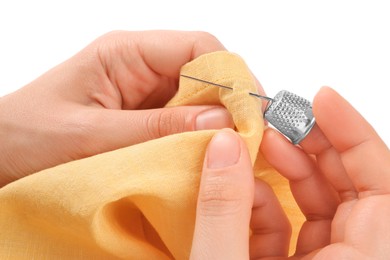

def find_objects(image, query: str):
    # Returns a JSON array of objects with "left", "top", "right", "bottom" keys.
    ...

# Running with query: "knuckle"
[
  {"left": 198, "top": 174, "right": 243, "bottom": 216},
  {"left": 93, "top": 30, "right": 133, "bottom": 61},
  {"left": 146, "top": 109, "right": 187, "bottom": 139}
]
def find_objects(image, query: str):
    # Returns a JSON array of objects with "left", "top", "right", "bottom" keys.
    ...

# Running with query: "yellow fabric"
[{"left": 0, "top": 51, "right": 304, "bottom": 259}]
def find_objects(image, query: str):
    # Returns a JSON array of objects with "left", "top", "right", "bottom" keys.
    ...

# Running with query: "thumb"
[
  {"left": 88, "top": 105, "right": 233, "bottom": 152},
  {"left": 190, "top": 129, "right": 254, "bottom": 260}
]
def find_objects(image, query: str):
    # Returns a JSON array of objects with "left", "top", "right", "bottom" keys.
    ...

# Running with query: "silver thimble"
[
  {"left": 264, "top": 90, "right": 316, "bottom": 144},
  {"left": 179, "top": 74, "right": 316, "bottom": 144}
]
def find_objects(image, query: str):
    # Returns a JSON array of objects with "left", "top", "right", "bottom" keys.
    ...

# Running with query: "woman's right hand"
[
  {"left": 190, "top": 87, "right": 390, "bottom": 259},
  {"left": 260, "top": 86, "right": 390, "bottom": 259}
]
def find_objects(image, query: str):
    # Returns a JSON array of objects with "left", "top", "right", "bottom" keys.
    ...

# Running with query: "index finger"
[
  {"left": 90, "top": 31, "right": 227, "bottom": 109},
  {"left": 136, "top": 30, "right": 267, "bottom": 108},
  {"left": 97, "top": 30, "right": 226, "bottom": 76},
  {"left": 135, "top": 30, "right": 226, "bottom": 78},
  {"left": 93, "top": 30, "right": 267, "bottom": 109},
  {"left": 312, "top": 87, "right": 390, "bottom": 196}
]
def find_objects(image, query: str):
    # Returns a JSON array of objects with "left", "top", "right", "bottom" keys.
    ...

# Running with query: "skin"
[
  {"left": 259, "top": 87, "right": 390, "bottom": 259},
  {"left": 195, "top": 87, "right": 390, "bottom": 259},
  {"left": 1, "top": 30, "right": 390, "bottom": 259},
  {"left": 0, "top": 30, "right": 238, "bottom": 186}
]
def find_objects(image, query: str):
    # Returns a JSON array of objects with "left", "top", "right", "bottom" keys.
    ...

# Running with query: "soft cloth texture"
[{"left": 0, "top": 51, "right": 303, "bottom": 259}]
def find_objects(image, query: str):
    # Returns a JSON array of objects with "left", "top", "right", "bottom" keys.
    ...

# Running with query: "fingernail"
[
  {"left": 196, "top": 108, "right": 233, "bottom": 130},
  {"left": 207, "top": 130, "right": 241, "bottom": 169}
]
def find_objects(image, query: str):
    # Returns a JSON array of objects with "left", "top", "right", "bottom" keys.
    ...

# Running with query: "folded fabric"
[{"left": 0, "top": 51, "right": 304, "bottom": 259}]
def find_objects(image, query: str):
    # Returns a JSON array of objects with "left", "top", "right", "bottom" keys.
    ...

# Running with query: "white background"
[{"left": 1, "top": 1, "right": 389, "bottom": 145}]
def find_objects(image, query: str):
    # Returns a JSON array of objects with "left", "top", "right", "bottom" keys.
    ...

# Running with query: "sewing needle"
[{"left": 180, "top": 74, "right": 273, "bottom": 102}]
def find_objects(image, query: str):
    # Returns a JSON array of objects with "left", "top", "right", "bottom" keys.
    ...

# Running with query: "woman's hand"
[
  {"left": 0, "top": 31, "right": 242, "bottom": 187},
  {"left": 260, "top": 87, "right": 390, "bottom": 259},
  {"left": 191, "top": 87, "right": 390, "bottom": 259}
]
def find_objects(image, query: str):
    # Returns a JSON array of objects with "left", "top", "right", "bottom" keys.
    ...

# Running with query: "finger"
[
  {"left": 249, "top": 179, "right": 291, "bottom": 258},
  {"left": 313, "top": 87, "right": 390, "bottom": 195},
  {"left": 299, "top": 125, "right": 358, "bottom": 202},
  {"left": 282, "top": 89, "right": 358, "bottom": 202},
  {"left": 269, "top": 123, "right": 355, "bottom": 244},
  {"left": 135, "top": 31, "right": 226, "bottom": 78},
  {"left": 82, "top": 105, "right": 234, "bottom": 153},
  {"left": 260, "top": 128, "right": 339, "bottom": 255},
  {"left": 190, "top": 129, "right": 254, "bottom": 259},
  {"left": 94, "top": 30, "right": 226, "bottom": 109}
]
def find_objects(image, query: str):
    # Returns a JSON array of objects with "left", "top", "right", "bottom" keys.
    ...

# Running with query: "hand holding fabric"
[
  {"left": 0, "top": 31, "right": 238, "bottom": 187},
  {"left": 0, "top": 38, "right": 269, "bottom": 259}
]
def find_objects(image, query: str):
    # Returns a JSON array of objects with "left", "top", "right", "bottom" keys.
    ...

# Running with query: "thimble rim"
[{"left": 292, "top": 117, "right": 316, "bottom": 144}]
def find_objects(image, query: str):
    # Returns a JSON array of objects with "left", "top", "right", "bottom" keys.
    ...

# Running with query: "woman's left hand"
[{"left": 0, "top": 31, "right": 244, "bottom": 187}]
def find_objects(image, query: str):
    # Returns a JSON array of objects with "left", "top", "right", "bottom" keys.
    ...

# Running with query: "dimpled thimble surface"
[{"left": 264, "top": 90, "right": 316, "bottom": 144}]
